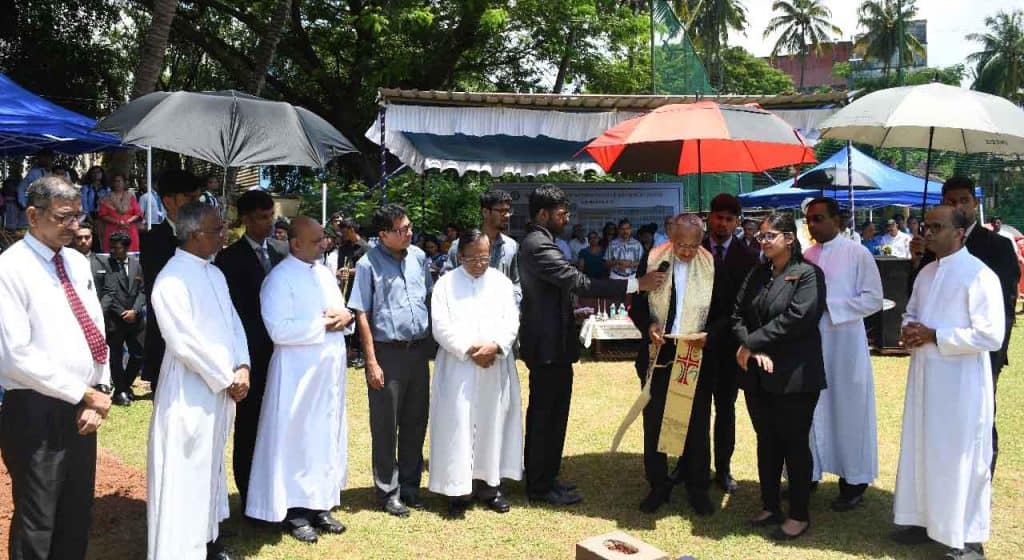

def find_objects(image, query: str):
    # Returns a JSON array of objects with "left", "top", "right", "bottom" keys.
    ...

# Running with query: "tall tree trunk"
[
  {"left": 109, "top": 0, "right": 179, "bottom": 178},
  {"left": 248, "top": 0, "right": 292, "bottom": 95},
  {"left": 799, "top": 52, "right": 806, "bottom": 90},
  {"left": 552, "top": 29, "right": 575, "bottom": 94}
]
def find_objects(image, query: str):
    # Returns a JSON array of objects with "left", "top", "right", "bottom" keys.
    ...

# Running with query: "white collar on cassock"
[{"left": 174, "top": 247, "right": 213, "bottom": 265}]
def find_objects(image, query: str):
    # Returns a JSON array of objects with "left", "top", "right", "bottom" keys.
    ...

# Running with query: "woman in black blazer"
[{"left": 731, "top": 212, "right": 827, "bottom": 540}]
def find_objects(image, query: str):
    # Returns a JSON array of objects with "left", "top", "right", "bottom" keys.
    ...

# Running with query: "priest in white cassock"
[
  {"left": 892, "top": 205, "right": 1004, "bottom": 560},
  {"left": 803, "top": 198, "right": 883, "bottom": 513},
  {"left": 148, "top": 202, "right": 250, "bottom": 560},
  {"left": 246, "top": 216, "right": 352, "bottom": 544},
  {"left": 429, "top": 229, "right": 522, "bottom": 518}
]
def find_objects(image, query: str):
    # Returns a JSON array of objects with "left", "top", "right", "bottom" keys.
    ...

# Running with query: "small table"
[{"left": 579, "top": 316, "right": 642, "bottom": 360}]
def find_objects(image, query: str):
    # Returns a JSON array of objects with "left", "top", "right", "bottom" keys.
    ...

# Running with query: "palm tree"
[
  {"left": 763, "top": 0, "right": 842, "bottom": 90},
  {"left": 673, "top": 0, "right": 749, "bottom": 88},
  {"left": 855, "top": 0, "right": 925, "bottom": 78},
  {"left": 967, "top": 10, "right": 1024, "bottom": 103}
]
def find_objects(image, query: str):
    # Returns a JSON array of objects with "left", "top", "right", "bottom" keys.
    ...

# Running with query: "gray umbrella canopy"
[
  {"left": 95, "top": 90, "right": 357, "bottom": 168},
  {"left": 797, "top": 166, "right": 879, "bottom": 190}
]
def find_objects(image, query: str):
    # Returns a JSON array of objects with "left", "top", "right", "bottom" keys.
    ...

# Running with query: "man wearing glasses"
[
  {"left": 443, "top": 189, "right": 520, "bottom": 304},
  {"left": 0, "top": 175, "right": 112, "bottom": 559},
  {"left": 350, "top": 203, "right": 433, "bottom": 518}
]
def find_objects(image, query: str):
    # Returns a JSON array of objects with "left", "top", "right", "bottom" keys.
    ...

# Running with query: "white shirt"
[
  {"left": 139, "top": 191, "right": 166, "bottom": 225},
  {"left": 879, "top": 230, "right": 912, "bottom": 258},
  {"left": 670, "top": 258, "right": 691, "bottom": 336},
  {"left": 0, "top": 233, "right": 109, "bottom": 403},
  {"left": 839, "top": 227, "right": 862, "bottom": 243}
]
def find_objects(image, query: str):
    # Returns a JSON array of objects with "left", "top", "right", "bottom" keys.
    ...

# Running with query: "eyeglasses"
[
  {"left": 198, "top": 225, "right": 226, "bottom": 236},
  {"left": 674, "top": 242, "right": 701, "bottom": 250},
  {"left": 48, "top": 211, "right": 81, "bottom": 227},
  {"left": 555, "top": 209, "right": 571, "bottom": 219},
  {"left": 754, "top": 231, "right": 787, "bottom": 242},
  {"left": 387, "top": 225, "right": 413, "bottom": 236},
  {"left": 922, "top": 222, "right": 955, "bottom": 233},
  {"left": 485, "top": 207, "right": 514, "bottom": 217},
  {"left": 461, "top": 255, "right": 490, "bottom": 265}
]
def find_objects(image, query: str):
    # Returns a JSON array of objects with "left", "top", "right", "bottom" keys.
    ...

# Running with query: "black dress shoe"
[
  {"left": 715, "top": 473, "right": 738, "bottom": 493},
  {"left": 287, "top": 524, "right": 318, "bottom": 543},
  {"left": 313, "top": 512, "right": 346, "bottom": 534},
  {"left": 830, "top": 494, "right": 864, "bottom": 512},
  {"left": 944, "top": 543, "right": 985, "bottom": 560},
  {"left": 688, "top": 491, "right": 715, "bottom": 516},
  {"left": 528, "top": 489, "right": 582, "bottom": 506},
  {"left": 401, "top": 494, "right": 426, "bottom": 510},
  {"left": 889, "top": 525, "right": 931, "bottom": 545},
  {"left": 638, "top": 485, "right": 672, "bottom": 514},
  {"left": 748, "top": 511, "right": 785, "bottom": 527},
  {"left": 483, "top": 495, "right": 511, "bottom": 514},
  {"left": 446, "top": 499, "right": 470, "bottom": 519},
  {"left": 771, "top": 521, "right": 810, "bottom": 541},
  {"left": 383, "top": 495, "right": 410, "bottom": 517},
  {"left": 112, "top": 391, "right": 132, "bottom": 406},
  {"left": 206, "top": 541, "right": 232, "bottom": 560},
  {"left": 554, "top": 479, "right": 577, "bottom": 492}
]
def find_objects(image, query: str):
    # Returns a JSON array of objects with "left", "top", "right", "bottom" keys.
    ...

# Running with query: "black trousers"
[
  {"left": 233, "top": 368, "right": 267, "bottom": 510},
  {"left": 711, "top": 355, "right": 739, "bottom": 477},
  {"left": 107, "top": 325, "right": 143, "bottom": 395},
  {"left": 745, "top": 386, "right": 820, "bottom": 522},
  {"left": 368, "top": 340, "right": 431, "bottom": 500},
  {"left": 0, "top": 391, "right": 96, "bottom": 560},
  {"left": 991, "top": 360, "right": 1002, "bottom": 476},
  {"left": 525, "top": 363, "right": 574, "bottom": 495},
  {"left": 636, "top": 342, "right": 713, "bottom": 493}
]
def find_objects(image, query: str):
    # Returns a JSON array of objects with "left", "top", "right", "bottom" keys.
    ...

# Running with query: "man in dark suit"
[
  {"left": 702, "top": 195, "right": 759, "bottom": 493},
  {"left": 140, "top": 169, "right": 201, "bottom": 392},
  {"left": 101, "top": 232, "right": 146, "bottom": 406},
  {"left": 518, "top": 185, "right": 665, "bottom": 505},
  {"left": 71, "top": 220, "right": 109, "bottom": 297},
  {"left": 214, "top": 189, "right": 287, "bottom": 513},
  {"left": 909, "top": 176, "right": 1019, "bottom": 476}
]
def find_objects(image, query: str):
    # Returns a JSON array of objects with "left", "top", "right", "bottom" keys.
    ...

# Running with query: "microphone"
[{"left": 657, "top": 261, "right": 670, "bottom": 273}]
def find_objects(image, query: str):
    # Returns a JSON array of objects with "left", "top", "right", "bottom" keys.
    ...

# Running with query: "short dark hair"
[
  {"left": 77, "top": 218, "right": 94, "bottom": 231},
  {"left": 108, "top": 231, "right": 131, "bottom": 248},
  {"left": 709, "top": 193, "right": 741, "bottom": 216},
  {"left": 236, "top": 189, "right": 274, "bottom": 216},
  {"left": 529, "top": 185, "right": 569, "bottom": 219},
  {"left": 445, "top": 222, "right": 459, "bottom": 233},
  {"left": 893, "top": 213, "right": 905, "bottom": 222},
  {"left": 373, "top": 203, "right": 408, "bottom": 234},
  {"left": 990, "top": 216, "right": 1003, "bottom": 223},
  {"left": 157, "top": 169, "right": 201, "bottom": 198},
  {"left": 942, "top": 176, "right": 976, "bottom": 199},
  {"left": 457, "top": 228, "right": 488, "bottom": 253},
  {"left": 479, "top": 189, "right": 512, "bottom": 209},
  {"left": 274, "top": 218, "right": 290, "bottom": 230},
  {"left": 807, "top": 197, "right": 840, "bottom": 218},
  {"left": 618, "top": 218, "right": 631, "bottom": 227},
  {"left": 340, "top": 218, "right": 360, "bottom": 231}
]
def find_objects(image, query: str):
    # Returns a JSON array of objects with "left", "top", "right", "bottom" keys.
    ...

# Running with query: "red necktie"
[{"left": 53, "top": 253, "right": 108, "bottom": 364}]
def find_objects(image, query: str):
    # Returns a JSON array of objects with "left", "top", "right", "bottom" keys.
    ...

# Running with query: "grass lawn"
[{"left": 98, "top": 330, "right": 1024, "bottom": 559}]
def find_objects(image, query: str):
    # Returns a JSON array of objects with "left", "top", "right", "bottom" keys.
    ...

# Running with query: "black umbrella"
[{"left": 95, "top": 90, "right": 358, "bottom": 221}]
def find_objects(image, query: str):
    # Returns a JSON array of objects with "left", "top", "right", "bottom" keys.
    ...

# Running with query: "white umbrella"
[{"left": 819, "top": 83, "right": 1024, "bottom": 212}]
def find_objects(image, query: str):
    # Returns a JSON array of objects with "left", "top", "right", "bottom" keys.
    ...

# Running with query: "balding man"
[
  {"left": 629, "top": 214, "right": 716, "bottom": 515},
  {"left": 247, "top": 217, "right": 353, "bottom": 543},
  {"left": 0, "top": 175, "right": 112, "bottom": 559}
]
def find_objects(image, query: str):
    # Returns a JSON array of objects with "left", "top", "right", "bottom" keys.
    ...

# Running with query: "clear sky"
[{"left": 729, "top": 0, "right": 1020, "bottom": 85}]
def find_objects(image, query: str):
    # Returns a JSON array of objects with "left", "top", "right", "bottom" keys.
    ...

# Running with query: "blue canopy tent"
[
  {"left": 738, "top": 145, "right": 953, "bottom": 209},
  {"left": 0, "top": 73, "right": 124, "bottom": 157}
]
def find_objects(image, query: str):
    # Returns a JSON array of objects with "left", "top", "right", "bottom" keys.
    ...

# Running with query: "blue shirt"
[{"left": 349, "top": 244, "right": 432, "bottom": 342}]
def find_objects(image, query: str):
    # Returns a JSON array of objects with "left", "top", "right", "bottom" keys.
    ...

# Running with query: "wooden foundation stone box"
[{"left": 575, "top": 531, "right": 670, "bottom": 560}]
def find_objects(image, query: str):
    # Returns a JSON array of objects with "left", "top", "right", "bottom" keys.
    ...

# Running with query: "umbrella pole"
[
  {"left": 921, "top": 126, "right": 935, "bottom": 218},
  {"left": 322, "top": 181, "right": 327, "bottom": 225},
  {"left": 848, "top": 141, "right": 854, "bottom": 217},
  {"left": 222, "top": 166, "right": 228, "bottom": 219},
  {"left": 697, "top": 139, "right": 702, "bottom": 214},
  {"left": 146, "top": 146, "right": 153, "bottom": 230}
]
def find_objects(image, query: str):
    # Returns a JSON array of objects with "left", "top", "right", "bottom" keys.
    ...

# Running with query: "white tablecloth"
[{"left": 579, "top": 316, "right": 642, "bottom": 348}]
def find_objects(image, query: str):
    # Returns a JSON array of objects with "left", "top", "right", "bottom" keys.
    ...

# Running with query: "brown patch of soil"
[{"left": 1, "top": 448, "right": 148, "bottom": 559}]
